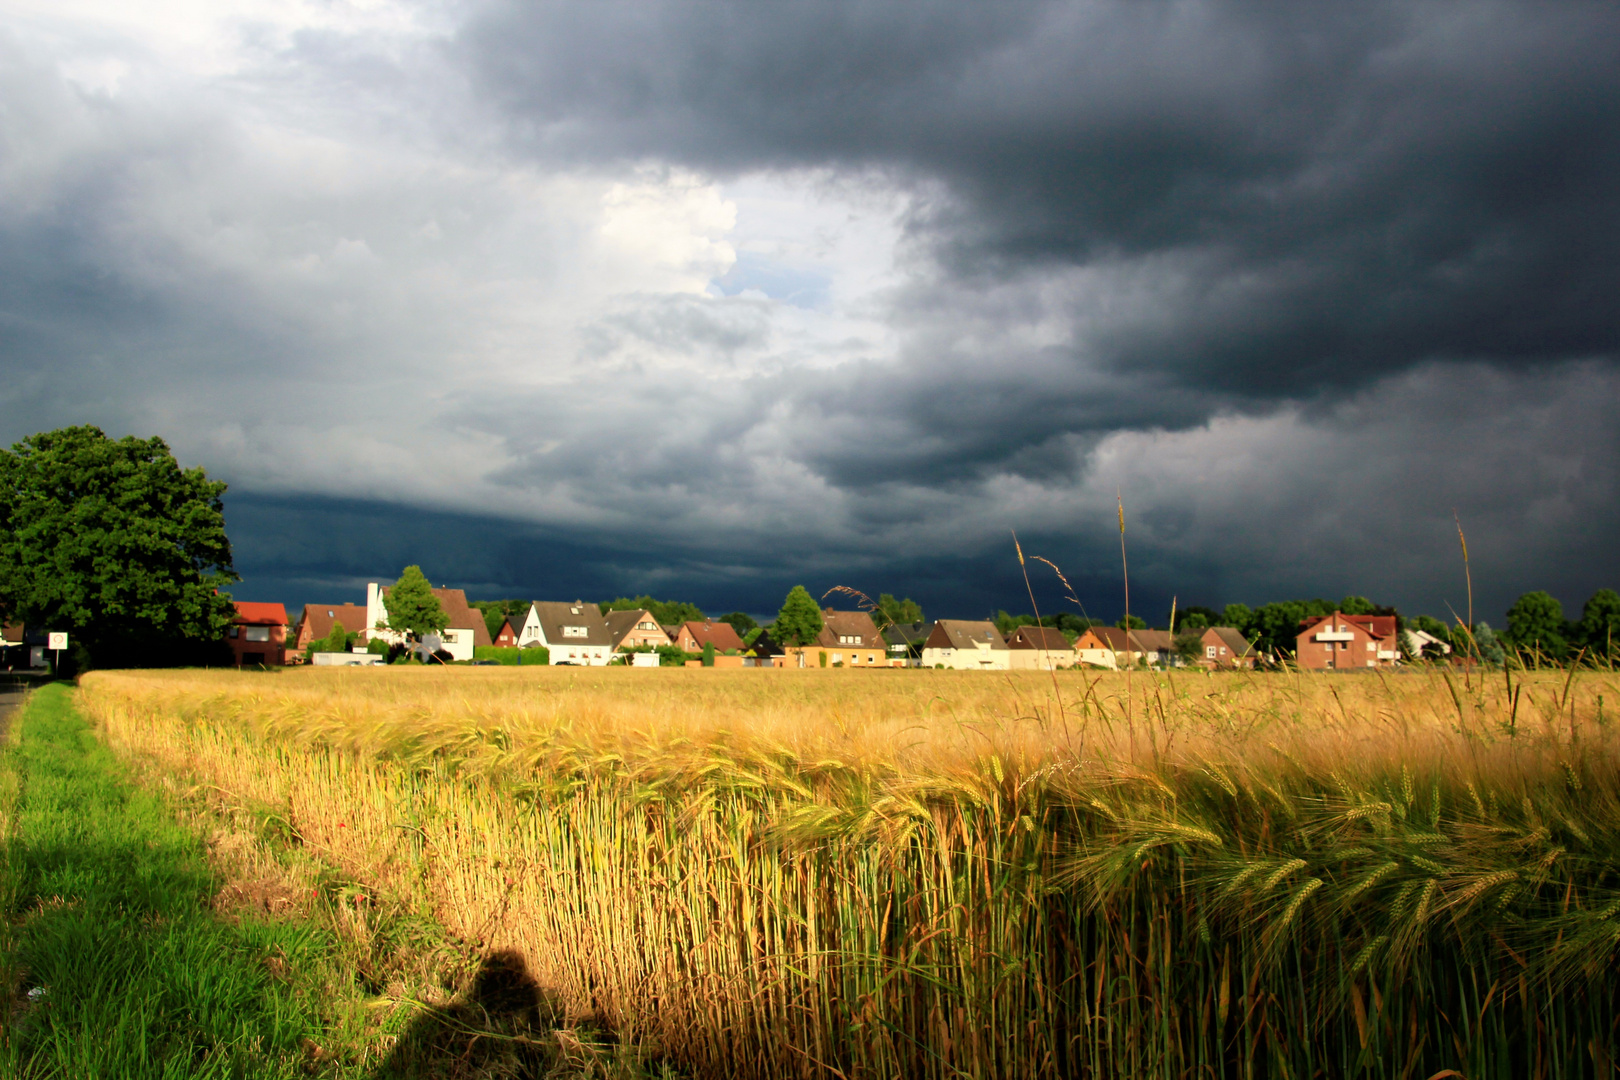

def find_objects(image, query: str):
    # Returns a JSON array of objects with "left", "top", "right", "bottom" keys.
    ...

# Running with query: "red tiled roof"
[
  {"left": 234, "top": 602, "right": 288, "bottom": 625},
  {"left": 1298, "top": 612, "right": 1396, "bottom": 641},
  {"left": 679, "top": 621, "right": 745, "bottom": 651},
  {"left": 297, "top": 603, "right": 372, "bottom": 643}
]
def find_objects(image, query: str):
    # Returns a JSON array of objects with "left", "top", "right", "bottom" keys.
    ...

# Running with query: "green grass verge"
[
  {"left": 0, "top": 683, "right": 678, "bottom": 1080},
  {"left": 0, "top": 683, "right": 348, "bottom": 1078}
]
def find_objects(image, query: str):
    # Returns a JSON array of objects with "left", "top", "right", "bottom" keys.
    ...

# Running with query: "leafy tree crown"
[
  {"left": 0, "top": 425, "right": 238, "bottom": 664},
  {"left": 1504, "top": 590, "right": 1568, "bottom": 658},
  {"left": 775, "top": 586, "right": 825, "bottom": 647},
  {"left": 719, "top": 611, "right": 758, "bottom": 635},
  {"left": 384, "top": 566, "right": 448, "bottom": 638},
  {"left": 1580, "top": 589, "right": 1620, "bottom": 655},
  {"left": 875, "top": 593, "right": 924, "bottom": 627}
]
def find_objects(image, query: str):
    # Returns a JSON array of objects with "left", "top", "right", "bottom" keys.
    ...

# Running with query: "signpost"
[{"left": 47, "top": 632, "right": 67, "bottom": 673}]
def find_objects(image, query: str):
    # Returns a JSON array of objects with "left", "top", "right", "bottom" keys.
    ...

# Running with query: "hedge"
[{"left": 473, "top": 645, "right": 550, "bottom": 665}]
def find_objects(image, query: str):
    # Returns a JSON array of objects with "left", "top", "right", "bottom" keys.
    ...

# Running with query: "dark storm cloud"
[
  {"left": 458, "top": 0, "right": 1620, "bottom": 402},
  {"left": 5, "top": 2, "right": 1617, "bottom": 625}
]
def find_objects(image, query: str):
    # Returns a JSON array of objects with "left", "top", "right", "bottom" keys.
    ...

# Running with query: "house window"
[
  {"left": 1206, "top": 645, "right": 1216, "bottom": 658},
  {"left": 244, "top": 626, "right": 270, "bottom": 642},
  {"left": 1366, "top": 642, "right": 1375, "bottom": 652},
  {"left": 228, "top": 626, "right": 240, "bottom": 638},
  {"left": 563, "top": 626, "right": 587, "bottom": 638},
  {"left": 639, "top": 621, "right": 655, "bottom": 630},
  {"left": 832, "top": 653, "right": 843, "bottom": 664}
]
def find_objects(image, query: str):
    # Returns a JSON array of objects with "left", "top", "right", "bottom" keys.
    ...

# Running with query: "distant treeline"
[{"left": 994, "top": 589, "right": 1620, "bottom": 661}]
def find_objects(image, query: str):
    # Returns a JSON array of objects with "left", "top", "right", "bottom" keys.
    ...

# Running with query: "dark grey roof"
[
  {"left": 882, "top": 620, "right": 930, "bottom": 646},
  {"left": 529, "top": 601, "right": 614, "bottom": 648}
]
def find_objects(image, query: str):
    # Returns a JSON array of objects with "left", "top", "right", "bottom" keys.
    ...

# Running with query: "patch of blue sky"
[{"left": 709, "top": 251, "right": 831, "bottom": 309}]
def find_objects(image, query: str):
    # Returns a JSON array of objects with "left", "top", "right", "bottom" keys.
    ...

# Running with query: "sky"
[{"left": 2, "top": 0, "right": 1616, "bottom": 626}]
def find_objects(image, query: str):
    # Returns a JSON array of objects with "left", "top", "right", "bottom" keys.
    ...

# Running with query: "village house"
[
  {"left": 365, "top": 582, "right": 492, "bottom": 662},
  {"left": 673, "top": 620, "right": 746, "bottom": 654},
  {"left": 815, "top": 609, "right": 888, "bottom": 667},
  {"left": 2, "top": 621, "right": 41, "bottom": 669},
  {"left": 1073, "top": 626, "right": 1176, "bottom": 668},
  {"left": 227, "top": 601, "right": 287, "bottom": 667},
  {"left": 605, "top": 609, "right": 672, "bottom": 652},
  {"left": 492, "top": 618, "right": 518, "bottom": 647},
  {"left": 1006, "top": 625, "right": 1076, "bottom": 670},
  {"left": 770, "top": 609, "right": 890, "bottom": 668},
  {"left": 882, "top": 621, "right": 930, "bottom": 667},
  {"left": 744, "top": 631, "right": 786, "bottom": 667},
  {"left": 518, "top": 601, "right": 615, "bottom": 665},
  {"left": 292, "top": 603, "right": 372, "bottom": 656},
  {"left": 1295, "top": 612, "right": 1400, "bottom": 671},
  {"left": 920, "top": 620, "right": 1011, "bottom": 670},
  {"left": 1402, "top": 628, "right": 1451, "bottom": 660},
  {"left": 1074, "top": 626, "right": 1127, "bottom": 668},
  {"left": 1194, "top": 626, "right": 1256, "bottom": 669}
]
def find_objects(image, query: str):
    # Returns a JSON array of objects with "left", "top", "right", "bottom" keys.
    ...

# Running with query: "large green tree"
[
  {"left": 0, "top": 426, "right": 238, "bottom": 667},
  {"left": 383, "top": 566, "right": 448, "bottom": 639},
  {"left": 718, "top": 611, "right": 758, "bottom": 636},
  {"left": 470, "top": 598, "right": 528, "bottom": 640},
  {"left": 1504, "top": 591, "right": 1568, "bottom": 659},
  {"left": 874, "top": 593, "right": 924, "bottom": 627},
  {"left": 774, "top": 586, "right": 825, "bottom": 647},
  {"left": 1577, "top": 589, "right": 1620, "bottom": 656},
  {"left": 1221, "top": 603, "right": 1254, "bottom": 636}
]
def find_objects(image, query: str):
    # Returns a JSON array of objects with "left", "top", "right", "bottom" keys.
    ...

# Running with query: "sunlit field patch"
[{"left": 81, "top": 664, "right": 1620, "bottom": 1078}]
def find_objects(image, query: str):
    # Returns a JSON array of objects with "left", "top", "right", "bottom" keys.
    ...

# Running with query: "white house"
[
  {"left": 518, "top": 601, "right": 615, "bottom": 665},
  {"left": 919, "top": 620, "right": 1011, "bottom": 670},
  {"left": 1403, "top": 628, "right": 1452, "bottom": 660},
  {"left": 364, "top": 582, "right": 491, "bottom": 662}
]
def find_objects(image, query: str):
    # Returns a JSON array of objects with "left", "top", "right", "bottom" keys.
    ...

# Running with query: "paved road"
[{"left": 0, "top": 686, "right": 26, "bottom": 742}]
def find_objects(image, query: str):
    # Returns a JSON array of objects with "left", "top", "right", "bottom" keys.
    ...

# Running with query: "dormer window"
[{"left": 563, "top": 626, "right": 587, "bottom": 638}]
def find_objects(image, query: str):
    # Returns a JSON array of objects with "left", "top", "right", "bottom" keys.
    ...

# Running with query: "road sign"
[{"left": 47, "top": 632, "right": 68, "bottom": 651}]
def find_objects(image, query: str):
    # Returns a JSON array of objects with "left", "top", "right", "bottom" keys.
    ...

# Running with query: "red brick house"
[
  {"left": 293, "top": 603, "right": 372, "bottom": 655},
  {"left": 493, "top": 618, "right": 518, "bottom": 647},
  {"left": 228, "top": 602, "right": 288, "bottom": 667},
  {"left": 1195, "top": 627, "right": 1256, "bottom": 669},
  {"left": 674, "top": 620, "right": 745, "bottom": 653},
  {"left": 1295, "top": 612, "right": 1400, "bottom": 671},
  {"left": 1074, "top": 626, "right": 1169, "bottom": 668}
]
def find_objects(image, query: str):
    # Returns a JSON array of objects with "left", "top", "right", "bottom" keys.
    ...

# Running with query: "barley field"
[{"left": 80, "top": 664, "right": 1620, "bottom": 1078}]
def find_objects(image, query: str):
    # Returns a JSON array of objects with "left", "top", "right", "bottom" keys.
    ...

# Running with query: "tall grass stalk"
[{"left": 79, "top": 666, "right": 1620, "bottom": 1079}]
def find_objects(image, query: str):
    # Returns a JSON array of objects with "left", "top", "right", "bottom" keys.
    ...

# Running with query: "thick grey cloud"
[
  {"left": 460, "top": 0, "right": 1620, "bottom": 393},
  {"left": 2, "top": 1, "right": 1616, "bottom": 623}
]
